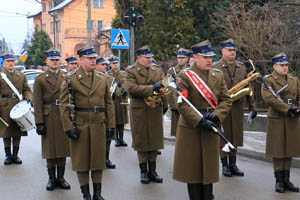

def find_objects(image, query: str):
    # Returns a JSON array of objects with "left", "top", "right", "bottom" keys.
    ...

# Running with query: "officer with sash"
[
  {"left": 60, "top": 46, "right": 115, "bottom": 200},
  {"left": 261, "top": 53, "right": 300, "bottom": 193},
  {"left": 96, "top": 56, "right": 117, "bottom": 169},
  {"left": 108, "top": 56, "right": 128, "bottom": 147},
  {"left": 33, "top": 48, "right": 71, "bottom": 191},
  {"left": 173, "top": 40, "right": 232, "bottom": 200},
  {"left": 167, "top": 48, "right": 191, "bottom": 137},
  {"left": 65, "top": 55, "right": 78, "bottom": 72},
  {"left": 213, "top": 39, "right": 257, "bottom": 177},
  {"left": 0, "top": 53, "right": 32, "bottom": 165},
  {"left": 125, "top": 45, "right": 167, "bottom": 184}
]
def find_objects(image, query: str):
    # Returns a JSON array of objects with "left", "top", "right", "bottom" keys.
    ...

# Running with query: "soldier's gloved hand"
[
  {"left": 249, "top": 110, "right": 257, "bottom": 119},
  {"left": 198, "top": 118, "right": 217, "bottom": 133},
  {"left": 288, "top": 106, "right": 300, "bottom": 117},
  {"left": 27, "top": 99, "right": 33, "bottom": 107},
  {"left": 117, "top": 81, "right": 122, "bottom": 87},
  {"left": 171, "top": 108, "right": 179, "bottom": 114},
  {"left": 120, "top": 88, "right": 127, "bottom": 97},
  {"left": 153, "top": 82, "right": 162, "bottom": 92},
  {"left": 106, "top": 128, "right": 114, "bottom": 139},
  {"left": 65, "top": 128, "right": 79, "bottom": 140},
  {"left": 112, "top": 92, "right": 116, "bottom": 100},
  {"left": 163, "top": 108, "right": 168, "bottom": 115},
  {"left": 203, "top": 112, "right": 220, "bottom": 123},
  {"left": 36, "top": 123, "right": 46, "bottom": 136}
]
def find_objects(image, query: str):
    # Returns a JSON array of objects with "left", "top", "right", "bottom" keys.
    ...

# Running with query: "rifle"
[{"left": 168, "top": 82, "right": 236, "bottom": 152}]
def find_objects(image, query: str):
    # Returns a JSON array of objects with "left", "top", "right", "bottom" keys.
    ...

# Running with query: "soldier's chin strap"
[
  {"left": 168, "top": 82, "right": 236, "bottom": 152},
  {"left": 0, "top": 72, "right": 23, "bottom": 100}
]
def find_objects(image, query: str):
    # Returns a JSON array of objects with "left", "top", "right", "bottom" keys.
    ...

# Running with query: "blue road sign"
[
  {"left": 0, "top": 57, "right": 3, "bottom": 67},
  {"left": 111, "top": 29, "right": 130, "bottom": 49}
]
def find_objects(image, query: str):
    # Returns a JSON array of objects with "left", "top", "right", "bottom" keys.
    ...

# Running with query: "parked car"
[
  {"left": 24, "top": 69, "right": 43, "bottom": 90},
  {"left": 14, "top": 65, "right": 26, "bottom": 72}
]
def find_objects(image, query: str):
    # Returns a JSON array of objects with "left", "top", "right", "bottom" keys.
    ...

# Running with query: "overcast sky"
[{"left": 0, "top": 0, "right": 41, "bottom": 53}]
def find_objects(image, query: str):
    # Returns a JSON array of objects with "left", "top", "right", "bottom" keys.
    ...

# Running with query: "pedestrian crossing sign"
[{"left": 111, "top": 29, "right": 130, "bottom": 49}]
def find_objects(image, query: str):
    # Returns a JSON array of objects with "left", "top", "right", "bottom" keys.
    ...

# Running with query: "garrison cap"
[
  {"left": 272, "top": 52, "right": 289, "bottom": 64},
  {"left": 136, "top": 45, "right": 153, "bottom": 57},
  {"left": 191, "top": 40, "right": 216, "bottom": 57},
  {"left": 45, "top": 48, "right": 61, "bottom": 59},
  {"left": 65, "top": 55, "right": 78, "bottom": 63},
  {"left": 109, "top": 56, "right": 119, "bottom": 63},
  {"left": 77, "top": 45, "right": 98, "bottom": 57},
  {"left": 221, "top": 38, "right": 237, "bottom": 50},
  {"left": 2, "top": 52, "right": 15, "bottom": 61},
  {"left": 96, "top": 56, "right": 109, "bottom": 65},
  {"left": 177, "top": 48, "right": 191, "bottom": 58}
]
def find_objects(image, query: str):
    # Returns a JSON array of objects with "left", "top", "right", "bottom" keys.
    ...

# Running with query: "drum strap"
[
  {"left": 67, "top": 72, "right": 76, "bottom": 129},
  {"left": 0, "top": 72, "right": 23, "bottom": 100}
]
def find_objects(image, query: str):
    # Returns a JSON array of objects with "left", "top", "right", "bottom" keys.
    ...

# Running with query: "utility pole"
[
  {"left": 54, "top": 11, "right": 59, "bottom": 49},
  {"left": 87, "top": 0, "right": 92, "bottom": 46},
  {"left": 129, "top": 26, "right": 135, "bottom": 65}
]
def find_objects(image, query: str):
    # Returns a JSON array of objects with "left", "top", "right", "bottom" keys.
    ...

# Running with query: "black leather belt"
[
  {"left": 198, "top": 107, "right": 214, "bottom": 114},
  {"left": 131, "top": 96, "right": 144, "bottom": 99},
  {"left": 283, "top": 99, "right": 297, "bottom": 105},
  {"left": 44, "top": 100, "right": 60, "bottom": 105},
  {"left": 0, "top": 94, "right": 18, "bottom": 98},
  {"left": 75, "top": 107, "right": 105, "bottom": 112}
]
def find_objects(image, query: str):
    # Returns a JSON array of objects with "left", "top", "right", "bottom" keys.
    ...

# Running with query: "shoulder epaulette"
[
  {"left": 97, "top": 71, "right": 105, "bottom": 76},
  {"left": 263, "top": 74, "right": 271, "bottom": 79},
  {"left": 127, "top": 65, "right": 134, "bottom": 69},
  {"left": 212, "top": 60, "right": 221, "bottom": 66},
  {"left": 68, "top": 69, "right": 77, "bottom": 77},
  {"left": 212, "top": 68, "right": 222, "bottom": 72}
]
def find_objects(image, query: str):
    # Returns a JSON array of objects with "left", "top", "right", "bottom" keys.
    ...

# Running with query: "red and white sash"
[{"left": 185, "top": 70, "right": 218, "bottom": 109}]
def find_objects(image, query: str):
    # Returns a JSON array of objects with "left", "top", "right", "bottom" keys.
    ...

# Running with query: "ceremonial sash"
[{"left": 185, "top": 70, "right": 218, "bottom": 109}]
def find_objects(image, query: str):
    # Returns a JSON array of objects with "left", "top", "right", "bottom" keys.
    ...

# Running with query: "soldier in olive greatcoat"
[
  {"left": 173, "top": 40, "right": 232, "bottom": 200},
  {"left": 261, "top": 52, "right": 300, "bottom": 193},
  {"left": 0, "top": 53, "right": 32, "bottom": 165},
  {"left": 213, "top": 39, "right": 257, "bottom": 177},
  {"left": 33, "top": 48, "right": 71, "bottom": 191},
  {"left": 60, "top": 46, "right": 115, "bottom": 200},
  {"left": 125, "top": 46, "right": 168, "bottom": 184}
]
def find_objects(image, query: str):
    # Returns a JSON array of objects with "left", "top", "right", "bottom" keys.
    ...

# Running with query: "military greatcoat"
[
  {"left": 167, "top": 63, "right": 189, "bottom": 136},
  {"left": 33, "top": 69, "right": 70, "bottom": 159},
  {"left": 213, "top": 58, "right": 255, "bottom": 146},
  {"left": 59, "top": 67, "right": 115, "bottom": 171},
  {"left": 107, "top": 69, "right": 128, "bottom": 125},
  {"left": 173, "top": 64, "right": 232, "bottom": 184},
  {"left": 125, "top": 62, "right": 168, "bottom": 152},
  {"left": 0, "top": 69, "right": 32, "bottom": 138},
  {"left": 261, "top": 71, "right": 300, "bottom": 158}
]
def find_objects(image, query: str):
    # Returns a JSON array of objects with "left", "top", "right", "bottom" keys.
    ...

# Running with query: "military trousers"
[
  {"left": 77, "top": 170, "right": 103, "bottom": 186},
  {"left": 3, "top": 137, "right": 21, "bottom": 148},
  {"left": 137, "top": 151, "right": 157, "bottom": 163},
  {"left": 273, "top": 158, "right": 292, "bottom": 172},
  {"left": 46, "top": 158, "right": 66, "bottom": 168},
  {"left": 220, "top": 148, "right": 237, "bottom": 158}
]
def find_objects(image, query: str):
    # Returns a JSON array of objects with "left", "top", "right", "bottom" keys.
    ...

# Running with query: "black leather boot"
[
  {"left": 12, "top": 146, "right": 22, "bottom": 164},
  {"left": 139, "top": 162, "right": 149, "bottom": 184},
  {"left": 106, "top": 151, "right": 116, "bottom": 169},
  {"left": 56, "top": 166, "right": 71, "bottom": 190},
  {"left": 119, "top": 131, "right": 127, "bottom": 147},
  {"left": 203, "top": 184, "right": 213, "bottom": 200},
  {"left": 148, "top": 161, "right": 163, "bottom": 183},
  {"left": 115, "top": 132, "right": 121, "bottom": 147},
  {"left": 221, "top": 156, "right": 232, "bottom": 177},
  {"left": 92, "top": 183, "right": 105, "bottom": 200},
  {"left": 187, "top": 183, "right": 203, "bottom": 200},
  {"left": 283, "top": 170, "right": 299, "bottom": 192},
  {"left": 229, "top": 156, "right": 244, "bottom": 176},
  {"left": 81, "top": 184, "right": 91, "bottom": 200},
  {"left": 274, "top": 171, "right": 285, "bottom": 193},
  {"left": 46, "top": 168, "right": 56, "bottom": 191},
  {"left": 4, "top": 147, "right": 13, "bottom": 165}
]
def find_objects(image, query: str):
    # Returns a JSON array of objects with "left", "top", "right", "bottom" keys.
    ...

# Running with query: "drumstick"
[{"left": 0, "top": 117, "right": 9, "bottom": 127}]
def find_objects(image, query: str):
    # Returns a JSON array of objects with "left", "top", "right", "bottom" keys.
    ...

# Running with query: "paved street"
[{"left": 0, "top": 129, "right": 300, "bottom": 200}]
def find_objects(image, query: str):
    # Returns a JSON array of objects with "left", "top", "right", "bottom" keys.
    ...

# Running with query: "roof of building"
[
  {"left": 27, "top": 11, "right": 42, "bottom": 19},
  {"left": 49, "top": 0, "right": 74, "bottom": 14}
]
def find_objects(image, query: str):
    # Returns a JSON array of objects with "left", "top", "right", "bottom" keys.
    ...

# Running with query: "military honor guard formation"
[{"left": 0, "top": 38, "right": 300, "bottom": 200}]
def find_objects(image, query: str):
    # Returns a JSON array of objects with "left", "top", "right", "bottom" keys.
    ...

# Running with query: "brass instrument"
[
  {"left": 228, "top": 59, "right": 260, "bottom": 102},
  {"left": 144, "top": 75, "right": 172, "bottom": 108}
]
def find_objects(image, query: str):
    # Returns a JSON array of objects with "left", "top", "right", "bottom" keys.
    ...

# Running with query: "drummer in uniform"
[
  {"left": 167, "top": 48, "right": 191, "bottom": 137},
  {"left": 60, "top": 46, "right": 115, "bottom": 200},
  {"left": 0, "top": 52, "right": 32, "bottom": 165},
  {"left": 65, "top": 55, "right": 78, "bottom": 72},
  {"left": 33, "top": 48, "right": 71, "bottom": 191},
  {"left": 107, "top": 56, "right": 129, "bottom": 147}
]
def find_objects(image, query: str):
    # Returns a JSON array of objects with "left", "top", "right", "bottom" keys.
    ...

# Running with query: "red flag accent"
[{"left": 181, "top": 90, "right": 188, "bottom": 98}]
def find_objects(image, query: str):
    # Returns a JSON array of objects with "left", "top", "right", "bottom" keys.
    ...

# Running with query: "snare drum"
[{"left": 10, "top": 100, "right": 35, "bottom": 131}]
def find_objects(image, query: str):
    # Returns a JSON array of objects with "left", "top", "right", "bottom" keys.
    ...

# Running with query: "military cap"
[
  {"left": 65, "top": 55, "right": 78, "bottom": 63},
  {"left": 45, "top": 48, "right": 61, "bottom": 59},
  {"left": 109, "top": 56, "right": 119, "bottom": 63},
  {"left": 77, "top": 45, "right": 98, "bottom": 57},
  {"left": 2, "top": 52, "right": 15, "bottom": 61},
  {"left": 191, "top": 40, "right": 216, "bottom": 57},
  {"left": 221, "top": 38, "right": 237, "bottom": 49},
  {"left": 272, "top": 52, "right": 289, "bottom": 64},
  {"left": 96, "top": 56, "right": 109, "bottom": 65},
  {"left": 136, "top": 45, "right": 153, "bottom": 57},
  {"left": 177, "top": 48, "right": 191, "bottom": 58},
  {"left": 151, "top": 59, "right": 158, "bottom": 66}
]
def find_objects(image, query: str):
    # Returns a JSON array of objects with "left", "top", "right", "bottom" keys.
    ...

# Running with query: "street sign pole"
[
  {"left": 118, "top": 49, "right": 121, "bottom": 70},
  {"left": 130, "top": 26, "right": 135, "bottom": 65}
]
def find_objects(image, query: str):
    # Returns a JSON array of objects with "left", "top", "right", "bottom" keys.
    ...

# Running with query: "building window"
[
  {"left": 42, "top": 3, "right": 46, "bottom": 12},
  {"left": 93, "top": 0, "right": 103, "bottom": 8},
  {"left": 50, "top": 22, "right": 54, "bottom": 34},
  {"left": 97, "top": 20, "right": 103, "bottom": 32},
  {"left": 87, "top": 20, "right": 94, "bottom": 31},
  {"left": 49, "top": 1, "right": 53, "bottom": 9},
  {"left": 42, "top": 24, "right": 46, "bottom": 31},
  {"left": 113, "top": 0, "right": 116, "bottom": 8},
  {"left": 57, "top": 20, "right": 61, "bottom": 33},
  {"left": 58, "top": 44, "right": 62, "bottom": 52}
]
